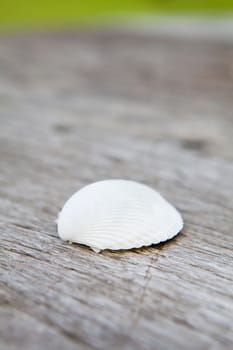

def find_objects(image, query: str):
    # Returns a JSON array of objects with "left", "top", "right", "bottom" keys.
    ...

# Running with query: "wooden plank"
[{"left": 0, "top": 20, "right": 233, "bottom": 350}]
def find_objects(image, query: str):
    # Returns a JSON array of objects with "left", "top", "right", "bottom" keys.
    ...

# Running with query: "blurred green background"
[{"left": 0, "top": 0, "right": 233, "bottom": 31}]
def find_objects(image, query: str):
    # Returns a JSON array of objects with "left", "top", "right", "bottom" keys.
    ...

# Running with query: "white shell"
[{"left": 57, "top": 180, "right": 183, "bottom": 252}]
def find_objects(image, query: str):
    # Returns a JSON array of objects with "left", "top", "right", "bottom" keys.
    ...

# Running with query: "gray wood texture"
[{"left": 0, "top": 19, "right": 233, "bottom": 350}]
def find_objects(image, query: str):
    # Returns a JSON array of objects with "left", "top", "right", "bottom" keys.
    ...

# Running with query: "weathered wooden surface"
[{"left": 0, "top": 20, "right": 233, "bottom": 350}]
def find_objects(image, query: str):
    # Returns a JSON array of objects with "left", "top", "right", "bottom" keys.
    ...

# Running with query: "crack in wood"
[{"left": 131, "top": 252, "right": 159, "bottom": 330}]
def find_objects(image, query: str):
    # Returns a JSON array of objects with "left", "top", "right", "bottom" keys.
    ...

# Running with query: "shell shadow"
[
  {"left": 63, "top": 227, "right": 186, "bottom": 256},
  {"left": 107, "top": 228, "right": 186, "bottom": 256}
]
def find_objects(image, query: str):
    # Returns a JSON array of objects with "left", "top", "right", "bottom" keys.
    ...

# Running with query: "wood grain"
[{"left": 0, "top": 19, "right": 233, "bottom": 350}]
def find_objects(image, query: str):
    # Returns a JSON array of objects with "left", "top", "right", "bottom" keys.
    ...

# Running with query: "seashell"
[{"left": 57, "top": 180, "right": 183, "bottom": 253}]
